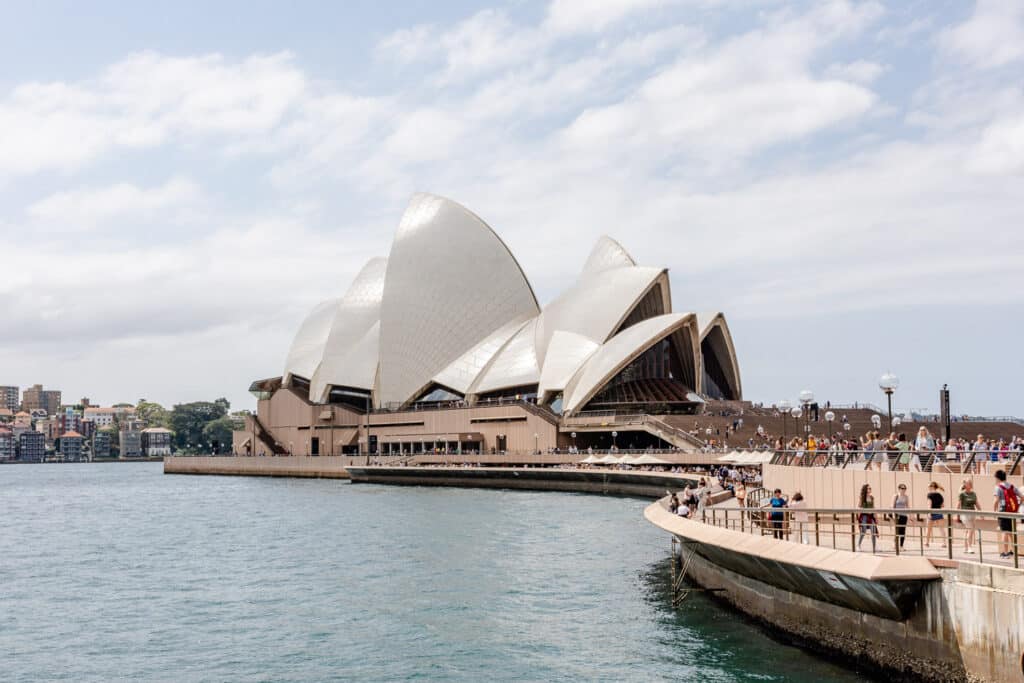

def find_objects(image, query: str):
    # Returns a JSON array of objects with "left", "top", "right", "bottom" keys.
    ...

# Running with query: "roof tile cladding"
[
  {"left": 309, "top": 257, "right": 387, "bottom": 402},
  {"left": 276, "top": 193, "right": 743, "bottom": 410},
  {"left": 377, "top": 194, "right": 540, "bottom": 407}
]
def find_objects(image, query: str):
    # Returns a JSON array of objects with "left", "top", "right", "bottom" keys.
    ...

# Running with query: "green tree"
[
  {"left": 136, "top": 400, "right": 170, "bottom": 428},
  {"left": 202, "top": 417, "right": 236, "bottom": 454},
  {"left": 169, "top": 401, "right": 229, "bottom": 452}
]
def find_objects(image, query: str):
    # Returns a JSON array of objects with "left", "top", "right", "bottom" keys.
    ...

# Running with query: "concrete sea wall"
[{"left": 164, "top": 455, "right": 353, "bottom": 478}]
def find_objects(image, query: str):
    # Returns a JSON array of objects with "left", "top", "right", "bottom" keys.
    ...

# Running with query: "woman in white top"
[{"left": 787, "top": 492, "right": 809, "bottom": 543}]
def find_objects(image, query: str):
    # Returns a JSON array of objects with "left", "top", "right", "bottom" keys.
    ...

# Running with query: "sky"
[{"left": 1, "top": 0, "right": 1022, "bottom": 417}]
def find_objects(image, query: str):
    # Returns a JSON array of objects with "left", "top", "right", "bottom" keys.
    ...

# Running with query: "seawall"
[
  {"left": 164, "top": 455, "right": 352, "bottom": 478},
  {"left": 346, "top": 466, "right": 705, "bottom": 498},
  {"left": 645, "top": 500, "right": 1024, "bottom": 683}
]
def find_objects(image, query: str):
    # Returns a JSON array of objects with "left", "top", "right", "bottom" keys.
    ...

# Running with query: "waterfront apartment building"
[
  {"left": 141, "top": 427, "right": 172, "bottom": 456},
  {"left": 0, "top": 427, "right": 14, "bottom": 461},
  {"left": 35, "top": 417, "right": 61, "bottom": 446},
  {"left": 0, "top": 385, "right": 18, "bottom": 412},
  {"left": 22, "top": 385, "right": 61, "bottom": 416},
  {"left": 120, "top": 426, "right": 142, "bottom": 458},
  {"left": 82, "top": 405, "right": 136, "bottom": 428},
  {"left": 92, "top": 430, "right": 112, "bottom": 458},
  {"left": 59, "top": 431, "right": 84, "bottom": 461},
  {"left": 19, "top": 431, "right": 44, "bottom": 462}
]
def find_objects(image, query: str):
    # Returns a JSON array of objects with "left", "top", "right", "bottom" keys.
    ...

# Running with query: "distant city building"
[
  {"left": 59, "top": 431, "right": 84, "bottom": 462},
  {"left": 35, "top": 417, "right": 61, "bottom": 446},
  {"left": 60, "top": 408, "right": 83, "bottom": 435},
  {"left": 22, "top": 385, "right": 61, "bottom": 415},
  {"left": 82, "top": 406, "right": 136, "bottom": 428},
  {"left": 0, "top": 385, "right": 18, "bottom": 412},
  {"left": 19, "top": 431, "right": 44, "bottom": 462},
  {"left": 0, "top": 427, "right": 14, "bottom": 461},
  {"left": 92, "top": 430, "right": 112, "bottom": 458},
  {"left": 0, "top": 407, "right": 13, "bottom": 423},
  {"left": 120, "top": 425, "right": 142, "bottom": 458},
  {"left": 141, "top": 427, "right": 172, "bottom": 456}
]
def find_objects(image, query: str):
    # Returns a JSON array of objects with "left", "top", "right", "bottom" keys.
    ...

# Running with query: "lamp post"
[
  {"left": 790, "top": 407, "right": 802, "bottom": 448},
  {"left": 799, "top": 389, "right": 814, "bottom": 444},
  {"left": 571, "top": 431, "right": 577, "bottom": 452},
  {"left": 778, "top": 399, "right": 792, "bottom": 443},
  {"left": 879, "top": 372, "right": 899, "bottom": 433},
  {"left": 824, "top": 410, "right": 835, "bottom": 444},
  {"left": 534, "top": 432, "right": 539, "bottom": 455},
  {"left": 657, "top": 429, "right": 663, "bottom": 450},
  {"left": 611, "top": 430, "right": 618, "bottom": 451}
]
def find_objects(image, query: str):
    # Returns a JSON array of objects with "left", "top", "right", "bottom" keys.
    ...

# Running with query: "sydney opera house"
[{"left": 235, "top": 193, "right": 741, "bottom": 458}]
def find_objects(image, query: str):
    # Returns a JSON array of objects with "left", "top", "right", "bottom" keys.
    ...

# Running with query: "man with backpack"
[{"left": 993, "top": 469, "right": 1021, "bottom": 558}]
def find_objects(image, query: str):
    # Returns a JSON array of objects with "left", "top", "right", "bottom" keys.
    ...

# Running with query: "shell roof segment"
[
  {"left": 310, "top": 258, "right": 387, "bottom": 402},
  {"left": 377, "top": 193, "right": 540, "bottom": 407},
  {"left": 283, "top": 298, "right": 341, "bottom": 381}
]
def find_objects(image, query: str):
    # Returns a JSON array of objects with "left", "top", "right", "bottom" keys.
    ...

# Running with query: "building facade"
[
  {"left": 83, "top": 405, "right": 137, "bottom": 428},
  {"left": 239, "top": 194, "right": 742, "bottom": 457},
  {"left": 19, "top": 431, "right": 45, "bottom": 462},
  {"left": 92, "top": 430, "right": 112, "bottom": 458},
  {"left": 0, "top": 427, "right": 14, "bottom": 461},
  {"left": 120, "top": 427, "right": 142, "bottom": 458},
  {"left": 0, "top": 385, "right": 18, "bottom": 412},
  {"left": 141, "top": 427, "right": 172, "bottom": 456},
  {"left": 59, "top": 431, "right": 84, "bottom": 461},
  {"left": 22, "top": 385, "right": 62, "bottom": 415}
]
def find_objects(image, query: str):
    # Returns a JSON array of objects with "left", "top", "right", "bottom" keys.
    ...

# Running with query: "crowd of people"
[{"left": 736, "top": 471, "right": 1021, "bottom": 559}]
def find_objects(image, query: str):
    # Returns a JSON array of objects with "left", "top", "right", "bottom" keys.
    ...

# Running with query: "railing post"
[
  {"left": 814, "top": 512, "right": 819, "bottom": 547},
  {"left": 1014, "top": 518, "right": 1020, "bottom": 570},
  {"left": 851, "top": 513, "right": 856, "bottom": 552},
  {"left": 741, "top": 504, "right": 745, "bottom": 533},
  {"left": 947, "top": 514, "right": 953, "bottom": 560}
]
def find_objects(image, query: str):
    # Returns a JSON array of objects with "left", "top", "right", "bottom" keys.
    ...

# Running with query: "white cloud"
[
  {"left": 968, "top": 114, "right": 1024, "bottom": 174},
  {"left": 825, "top": 59, "right": 887, "bottom": 84},
  {"left": 0, "top": 52, "right": 305, "bottom": 177},
  {"left": 939, "top": 0, "right": 1024, "bottom": 68},
  {"left": 544, "top": 0, "right": 666, "bottom": 34},
  {"left": 27, "top": 177, "right": 201, "bottom": 227}
]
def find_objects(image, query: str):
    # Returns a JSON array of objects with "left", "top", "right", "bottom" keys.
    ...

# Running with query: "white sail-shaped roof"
[
  {"left": 283, "top": 298, "right": 340, "bottom": 382},
  {"left": 533, "top": 266, "right": 667, "bottom": 365},
  {"left": 562, "top": 313, "right": 699, "bottom": 414},
  {"left": 378, "top": 193, "right": 540, "bottom": 406},
  {"left": 696, "top": 311, "right": 742, "bottom": 399},
  {"left": 470, "top": 317, "right": 541, "bottom": 394},
  {"left": 309, "top": 258, "right": 387, "bottom": 402},
  {"left": 432, "top": 314, "right": 532, "bottom": 394},
  {"left": 537, "top": 330, "right": 600, "bottom": 402},
  {"left": 581, "top": 235, "right": 637, "bottom": 275}
]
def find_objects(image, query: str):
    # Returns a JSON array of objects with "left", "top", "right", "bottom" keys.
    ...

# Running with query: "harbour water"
[{"left": 0, "top": 464, "right": 870, "bottom": 682}]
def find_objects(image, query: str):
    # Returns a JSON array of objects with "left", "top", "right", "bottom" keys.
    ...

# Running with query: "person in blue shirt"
[{"left": 769, "top": 489, "right": 788, "bottom": 539}]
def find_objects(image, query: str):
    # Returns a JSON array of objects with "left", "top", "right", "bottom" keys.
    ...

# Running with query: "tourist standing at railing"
[
  {"left": 788, "top": 492, "right": 809, "bottom": 544},
  {"left": 925, "top": 482, "right": 946, "bottom": 548},
  {"left": 994, "top": 469, "right": 1022, "bottom": 558},
  {"left": 734, "top": 481, "right": 746, "bottom": 509},
  {"left": 894, "top": 433, "right": 911, "bottom": 471},
  {"left": 768, "top": 489, "right": 787, "bottom": 540},
  {"left": 958, "top": 480, "right": 981, "bottom": 554},
  {"left": 860, "top": 431, "right": 875, "bottom": 464},
  {"left": 892, "top": 484, "right": 910, "bottom": 550},
  {"left": 857, "top": 484, "right": 878, "bottom": 552}
]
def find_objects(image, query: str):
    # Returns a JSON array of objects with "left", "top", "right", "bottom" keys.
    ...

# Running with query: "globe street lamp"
[
  {"left": 879, "top": 372, "right": 899, "bottom": 432},
  {"left": 824, "top": 410, "right": 835, "bottom": 443},
  {"left": 778, "top": 399, "right": 793, "bottom": 443},
  {"left": 571, "top": 432, "right": 577, "bottom": 452},
  {"left": 871, "top": 414, "right": 882, "bottom": 431},
  {"left": 790, "top": 407, "right": 802, "bottom": 449},
  {"left": 799, "top": 389, "right": 814, "bottom": 443},
  {"left": 611, "top": 431, "right": 618, "bottom": 451}
]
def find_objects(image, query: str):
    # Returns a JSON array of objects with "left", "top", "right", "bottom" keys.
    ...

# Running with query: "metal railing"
[
  {"left": 764, "top": 448, "right": 1024, "bottom": 475},
  {"left": 695, "top": 503, "right": 1023, "bottom": 569}
]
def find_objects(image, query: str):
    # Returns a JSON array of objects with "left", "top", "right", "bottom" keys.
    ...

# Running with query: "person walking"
[
  {"left": 994, "top": 469, "right": 1022, "bottom": 558},
  {"left": 892, "top": 483, "right": 910, "bottom": 551},
  {"left": 768, "top": 489, "right": 788, "bottom": 540},
  {"left": 958, "top": 479, "right": 980, "bottom": 554},
  {"left": 925, "top": 482, "right": 946, "bottom": 548},
  {"left": 857, "top": 483, "right": 878, "bottom": 552}
]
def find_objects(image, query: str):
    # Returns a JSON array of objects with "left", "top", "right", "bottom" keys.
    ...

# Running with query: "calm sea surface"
[{"left": 0, "top": 464, "right": 871, "bottom": 682}]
